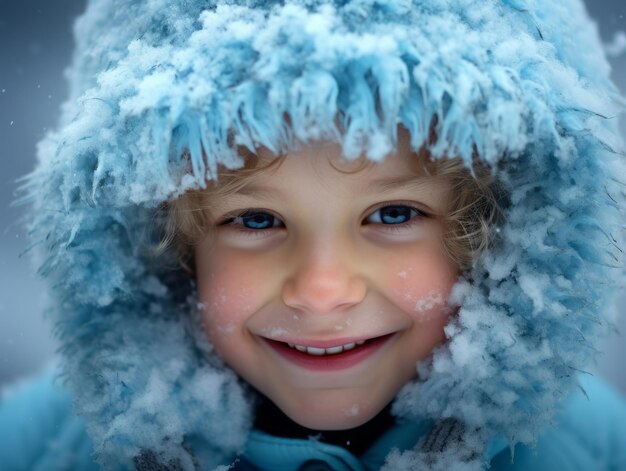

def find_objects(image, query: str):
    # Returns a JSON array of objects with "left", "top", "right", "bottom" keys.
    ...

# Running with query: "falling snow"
[{"left": 605, "top": 30, "right": 626, "bottom": 57}]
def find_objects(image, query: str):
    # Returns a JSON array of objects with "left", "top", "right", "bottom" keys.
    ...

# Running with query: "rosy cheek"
[
  {"left": 196, "top": 254, "right": 261, "bottom": 336},
  {"left": 387, "top": 251, "right": 458, "bottom": 321}
]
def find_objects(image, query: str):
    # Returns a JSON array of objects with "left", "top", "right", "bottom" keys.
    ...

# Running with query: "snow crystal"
[
  {"left": 414, "top": 291, "right": 445, "bottom": 313},
  {"left": 344, "top": 404, "right": 360, "bottom": 417},
  {"left": 217, "top": 323, "right": 236, "bottom": 334},
  {"left": 129, "top": 183, "right": 148, "bottom": 203},
  {"left": 605, "top": 31, "right": 626, "bottom": 58},
  {"left": 447, "top": 280, "right": 472, "bottom": 307},
  {"left": 484, "top": 249, "right": 518, "bottom": 281},
  {"left": 264, "top": 327, "right": 289, "bottom": 339},
  {"left": 142, "top": 275, "right": 169, "bottom": 298},
  {"left": 518, "top": 272, "right": 550, "bottom": 313},
  {"left": 448, "top": 334, "right": 485, "bottom": 371}
]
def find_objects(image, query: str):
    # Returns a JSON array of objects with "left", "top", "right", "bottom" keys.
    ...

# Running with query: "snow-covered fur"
[{"left": 23, "top": 0, "right": 625, "bottom": 469}]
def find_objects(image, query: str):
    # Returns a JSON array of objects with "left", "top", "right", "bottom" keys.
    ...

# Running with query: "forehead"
[{"left": 238, "top": 132, "right": 445, "bottom": 192}]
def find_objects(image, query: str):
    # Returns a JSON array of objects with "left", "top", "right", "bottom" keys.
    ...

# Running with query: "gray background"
[{"left": 1, "top": 1, "right": 625, "bottom": 393}]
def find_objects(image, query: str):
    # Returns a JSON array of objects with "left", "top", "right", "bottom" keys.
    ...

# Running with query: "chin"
[{"left": 280, "top": 398, "right": 382, "bottom": 431}]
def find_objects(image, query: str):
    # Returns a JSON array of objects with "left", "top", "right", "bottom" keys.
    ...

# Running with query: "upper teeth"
[{"left": 287, "top": 340, "right": 366, "bottom": 356}]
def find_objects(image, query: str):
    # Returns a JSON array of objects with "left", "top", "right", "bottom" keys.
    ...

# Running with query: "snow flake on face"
[
  {"left": 414, "top": 291, "right": 446, "bottom": 317},
  {"left": 343, "top": 404, "right": 360, "bottom": 417},
  {"left": 216, "top": 322, "right": 236, "bottom": 334},
  {"left": 212, "top": 299, "right": 227, "bottom": 311},
  {"left": 211, "top": 287, "right": 229, "bottom": 308},
  {"left": 262, "top": 326, "right": 290, "bottom": 339}
]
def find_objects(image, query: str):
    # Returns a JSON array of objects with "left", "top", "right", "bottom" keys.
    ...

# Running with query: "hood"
[{"left": 24, "top": 0, "right": 625, "bottom": 469}]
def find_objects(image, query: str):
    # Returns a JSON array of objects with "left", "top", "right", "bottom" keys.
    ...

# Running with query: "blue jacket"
[
  {"left": 9, "top": 0, "right": 626, "bottom": 469},
  {"left": 1, "top": 370, "right": 624, "bottom": 470}
]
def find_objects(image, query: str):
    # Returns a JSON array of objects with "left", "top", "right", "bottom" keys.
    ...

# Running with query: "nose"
[{"left": 282, "top": 242, "right": 367, "bottom": 314}]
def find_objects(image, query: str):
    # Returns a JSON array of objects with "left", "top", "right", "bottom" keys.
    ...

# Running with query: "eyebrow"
[
  {"left": 363, "top": 174, "right": 438, "bottom": 194},
  {"left": 229, "top": 183, "right": 285, "bottom": 199},
  {"left": 229, "top": 174, "right": 438, "bottom": 200}
]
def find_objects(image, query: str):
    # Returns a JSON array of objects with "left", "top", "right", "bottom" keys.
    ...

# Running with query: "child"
[{"left": 1, "top": 0, "right": 626, "bottom": 470}]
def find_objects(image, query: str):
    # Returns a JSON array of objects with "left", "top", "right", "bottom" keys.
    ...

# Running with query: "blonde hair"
[{"left": 158, "top": 144, "right": 503, "bottom": 273}]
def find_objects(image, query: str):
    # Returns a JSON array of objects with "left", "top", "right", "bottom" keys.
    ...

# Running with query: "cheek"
[
  {"left": 385, "top": 244, "right": 458, "bottom": 320},
  {"left": 196, "top": 250, "right": 265, "bottom": 336}
]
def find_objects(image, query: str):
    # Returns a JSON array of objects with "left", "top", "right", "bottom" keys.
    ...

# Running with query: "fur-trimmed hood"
[{"left": 25, "top": 0, "right": 625, "bottom": 469}]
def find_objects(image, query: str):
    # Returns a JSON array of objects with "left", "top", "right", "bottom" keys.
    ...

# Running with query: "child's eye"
[
  {"left": 365, "top": 205, "right": 424, "bottom": 225},
  {"left": 222, "top": 210, "right": 284, "bottom": 230}
]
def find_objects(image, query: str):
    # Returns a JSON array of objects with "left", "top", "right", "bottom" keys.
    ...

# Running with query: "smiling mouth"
[
  {"left": 263, "top": 334, "right": 393, "bottom": 371},
  {"left": 286, "top": 340, "right": 366, "bottom": 356},
  {"left": 266, "top": 334, "right": 392, "bottom": 357}
]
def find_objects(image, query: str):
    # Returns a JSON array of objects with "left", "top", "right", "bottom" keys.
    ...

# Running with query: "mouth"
[
  {"left": 262, "top": 334, "right": 393, "bottom": 370},
  {"left": 286, "top": 339, "right": 366, "bottom": 356}
]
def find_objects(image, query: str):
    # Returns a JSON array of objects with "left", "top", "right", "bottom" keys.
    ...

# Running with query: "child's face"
[{"left": 195, "top": 139, "right": 458, "bottom": 430}]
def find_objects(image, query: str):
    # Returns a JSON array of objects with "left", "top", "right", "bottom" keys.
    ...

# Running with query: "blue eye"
[
  {"left": 228, "top": 211, "right": 283, "bottom": 230},
  {"left": 366, "top": 205, "right": 421, "bottom": 225}
]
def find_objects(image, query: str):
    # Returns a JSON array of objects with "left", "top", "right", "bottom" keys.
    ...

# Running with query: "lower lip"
[{"left": 264, "top": 335, "right": 393, "bottom": 371}]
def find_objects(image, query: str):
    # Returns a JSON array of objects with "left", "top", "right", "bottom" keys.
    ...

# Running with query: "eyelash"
[
  {"left": 217, "top": 203, "right": 428, "bottom": 237},
  {"left": 363, "top": 204, "right": 427, "bottom": 231},
  {"left": 218, "top": 209, "right": 284, "bottom": 238}
]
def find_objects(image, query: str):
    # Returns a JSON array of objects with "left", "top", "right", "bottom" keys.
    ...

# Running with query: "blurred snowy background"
[{"left": 1, "top": 1, "right": 625, "bottom": 394}]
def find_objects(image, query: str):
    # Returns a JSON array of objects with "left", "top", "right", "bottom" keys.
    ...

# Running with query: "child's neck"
[{"left": 253, "top": 393, "right": 395, "bottom": 456}]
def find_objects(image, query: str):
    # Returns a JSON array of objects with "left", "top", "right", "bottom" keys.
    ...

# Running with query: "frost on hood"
[{"left": 23, "top": 0, "right": 626, "bottom": 469}]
